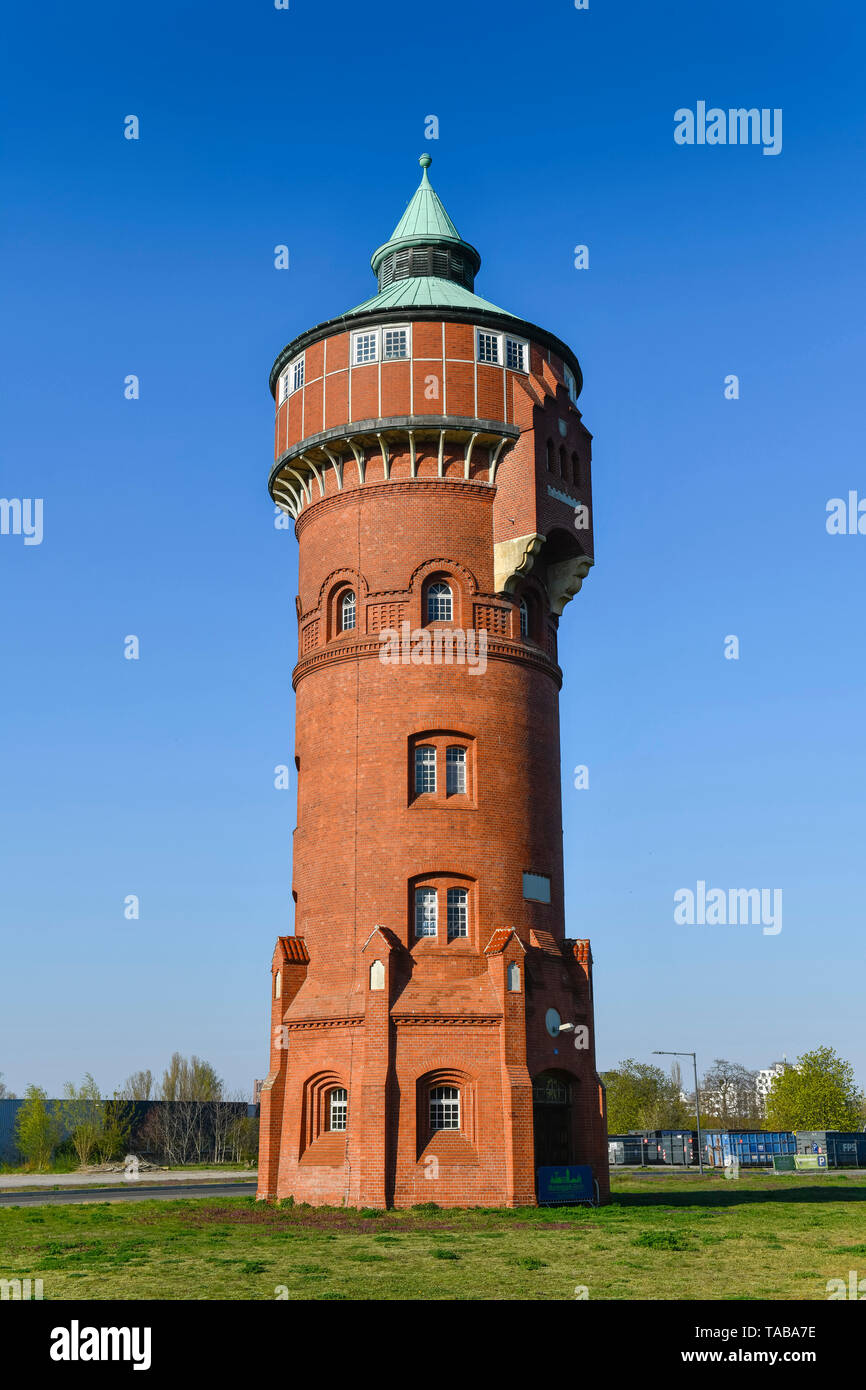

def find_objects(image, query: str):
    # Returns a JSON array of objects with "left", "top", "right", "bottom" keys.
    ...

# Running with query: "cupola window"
[{"left": 477, "top": 330, "right": 500, "bottom": 365}]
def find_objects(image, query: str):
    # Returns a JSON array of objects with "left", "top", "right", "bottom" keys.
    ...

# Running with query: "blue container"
[{"left": 703, "top": 1130, "right": 796, "bottom": 1167}]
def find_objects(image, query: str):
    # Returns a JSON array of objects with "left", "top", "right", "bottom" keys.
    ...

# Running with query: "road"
[{"left": 0, "top": 1181, "right": 258, "bottom": 1208}]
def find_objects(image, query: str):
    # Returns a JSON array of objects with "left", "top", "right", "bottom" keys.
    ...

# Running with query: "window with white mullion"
[
  {"left": 415, "top": 887, "right": 438, "bottom": 938},
  {"left": 476, "top": 330, "right": 500, "bottom": 365},
  {"left": 429, "top": 1085, "right": 460, "bottom": 1131},
  {"left": 382, "top": 326, "right": 409, "bottom": 360},
  {"left": 505, "top": 336, "right": 526, "bottom": 371},
  {"left": 414, "top": 745, "right": 436, "bottom": 794},
  {"left": 353, "top": 331, "right": 378, "bottom": 365},
  {"left": 446, "top": 887, "right": 468, "bottom": 940},
  {"left": 328, "top": 1088, "right": 347, "bottom": 1132},
  {"left": 445, "top": 746, "right": 466, "bottom": 795}
]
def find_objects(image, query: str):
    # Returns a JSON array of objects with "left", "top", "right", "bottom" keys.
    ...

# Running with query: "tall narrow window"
[
  {"left": 571, "top": 452, "right": 581, "bottom": 487},
  {"left": 445, "top": 746, "right": 466, "bottom": 795},
  {"left": 427, "top": 581, "right": 452, "bottom": 622},
  {"left": 519, "top": 597, "right": 529, "bottom": 638},
  {"left": 415, "top": 887, "right": 438, "bottom": 938},
  {"left": 340, "top": 591, "right": 356, "bottom": 631},
  {"left": 546, "top": 439, "right": 555, "bottom": 472},
  {"left": 414, "top": 745, "right": 436, "bottom": 794},
  {"left": 563, "top": 364, "right": 578, "bottom": 405},
  {"left": 446, "top": 887, "right": 468, "bottom": 939},
  {"left": 559, "top": 445, "right": 567, "bottom": 477},
  {"left": 429, "top": 1085, "right": 460, "bottom": 1131},
  {"left": 328, "top": 1087, "right": 347, "bottom": 1131},
  {"left": 292, "top": 356, "right": 305, "bottom": 392}
]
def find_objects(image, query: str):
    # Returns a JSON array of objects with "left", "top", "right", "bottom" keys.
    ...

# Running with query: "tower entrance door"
[{"left": 532, "top": 1073, "right": 574, "bottom": 1168}]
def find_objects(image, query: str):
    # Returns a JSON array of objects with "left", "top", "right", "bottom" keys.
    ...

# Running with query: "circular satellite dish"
[{"left": 545, "top": 1007, "right": 561, "bottom": 1037}]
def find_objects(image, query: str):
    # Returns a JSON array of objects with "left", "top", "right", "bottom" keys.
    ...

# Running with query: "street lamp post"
[{"left": 653, "top": 1050, "right": 704, "bottom": 1175}]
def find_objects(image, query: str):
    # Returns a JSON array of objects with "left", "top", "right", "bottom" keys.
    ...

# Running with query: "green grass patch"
[{"left": 0, "top": 1171, "right": 863, "bottom": 1300}]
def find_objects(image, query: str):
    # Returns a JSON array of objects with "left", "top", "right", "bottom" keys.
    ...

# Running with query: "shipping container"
[
  {"left": 607, "top": 1134, "right": 645, "bottom": 1164},
  {"left": 796, "top": 1131, "right": 866, "bottom": 1167},
  {"left": 703, "top": 1130, "right": 796, "bottom": 1167},
  {"left": 629, "top": 1130, "right": 700, "bottom": 1165}
]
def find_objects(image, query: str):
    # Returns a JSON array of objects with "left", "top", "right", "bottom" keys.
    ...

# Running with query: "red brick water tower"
[{"left": 257, "top": 156, "right": 609, "bottom": 1207}]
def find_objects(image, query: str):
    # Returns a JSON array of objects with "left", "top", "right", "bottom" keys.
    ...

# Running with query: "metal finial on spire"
[{"left": 419, "top": 153, "right": 432, "bottom": 168}]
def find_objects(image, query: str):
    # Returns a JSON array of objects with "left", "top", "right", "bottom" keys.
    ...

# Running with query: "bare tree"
[{"left": 701, "top": 1059, "right": 760, "bottom": 1128}]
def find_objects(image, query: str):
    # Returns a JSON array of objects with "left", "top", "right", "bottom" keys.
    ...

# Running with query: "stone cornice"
[
  {"left": 391, "top": 1015, "right": 502, "bottom": 1027},
  {"left": 292, "top": 634, "right": 562, "bottom": 690}
]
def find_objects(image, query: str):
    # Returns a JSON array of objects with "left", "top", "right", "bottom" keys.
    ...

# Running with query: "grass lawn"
[{"left": 1, "top": 1171, "right": 864, "bottom": 1300}]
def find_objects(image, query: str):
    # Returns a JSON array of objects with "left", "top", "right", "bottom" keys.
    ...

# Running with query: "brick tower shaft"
[{"left": 258, "top": 156, "right": 609, "bottom": 1208}]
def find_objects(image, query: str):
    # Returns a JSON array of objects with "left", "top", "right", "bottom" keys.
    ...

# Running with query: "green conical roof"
[
  {"left": 369, "top": 154, "right": 481, "bottom": 274},
  {"left": 345, "top": 275, "right": 513, "bottom": 318}
]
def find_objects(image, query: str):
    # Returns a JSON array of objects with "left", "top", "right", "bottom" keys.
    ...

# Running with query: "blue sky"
[{"left": 1, "top": 0, "right": 864, "bottom": 1099}]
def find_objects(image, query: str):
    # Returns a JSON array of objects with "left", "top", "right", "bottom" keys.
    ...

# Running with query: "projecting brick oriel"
[{"left": 257, "top": 156, "right": 609, "bottom": 1208}]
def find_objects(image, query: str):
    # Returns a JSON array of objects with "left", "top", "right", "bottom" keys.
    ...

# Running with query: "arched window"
[
  {"left": 327, "top": 1087, "right": 347, "bottom": 1131},
  {"left": 415, "top": 887, "right": 438, "bottom": 938},
  {"left": 559, "top": 445, "right": 567, "bottom": 477},
  {"left": 446, "top": 887, "right": 468, "bottom": 939},
  {"left": 414, "top": 745, "right": 436, "bottom": 794},
  {"left": 546, "top": 439, "right": 554, "bottom": 472},
  {"left": 274, "top": 970, "right": 282, "bottom": 999},
  {"left": 571, "top": 452, "right": 581, "bottom": 487},
  {"left": 507, "top": 962, "right": 521, "bottom": 992},
  {"left": 519, "top": 597, "right": 529, "bottom": 638},
  {"left": 445, "top": 745, "right": 466, "bottom": 795},
  {"left": 429, "top": 1085, "right": 460, "bottom": 1131},
  {"left": 427, "top": 581, "right": 452, "bottom": 622},
  {"left": 340, "top": 591, "right": 356, "bottom": 631}
]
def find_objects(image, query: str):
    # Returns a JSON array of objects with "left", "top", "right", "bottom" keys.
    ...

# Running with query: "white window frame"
[
  {"left": 445, "top": 745, "right": 466, "bottom": 795},
  {"left": 429, "top": 1085, "right": 460, "bottom": 1131},
  {"left": 382, "top": 324, "right": 411, "bottom": 360},
  {"left": 504, "top": 335, "right": 528, "bottom": 372},
  {"left": 427, "top": 581, "right": 453, "bottom": 623},
  {"left": 563, "top": 363, "right": 578, "bottom": 405},
  {"left": 328, "top": 1087, "right": 347, "bottom": 1132},
  {"left": 351, "top": 324, "right": 412, "bottom": 365},
  {"left": 415, "top": 887, "right": 438, "bottom": 938},
  {"left": 446, "top": 887, "right": 468, "bottom": 940},
  {"left": 476, "top": 329, "right": 500, "bottom": 365},
  {"left": 340, "top": 590, "right": 356, "bottom": 632},
  {"left": 414, "top": 745, "right": 437, "bottom": 795},
  {"left": 352, "top": 330, "right": 379, "bottom": 365},
  {"left": 281, "top": 354, "right": 305, "bottom": 400},
  {"left": 476, "top": 330, "right": 529, "bottom": 373}
]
